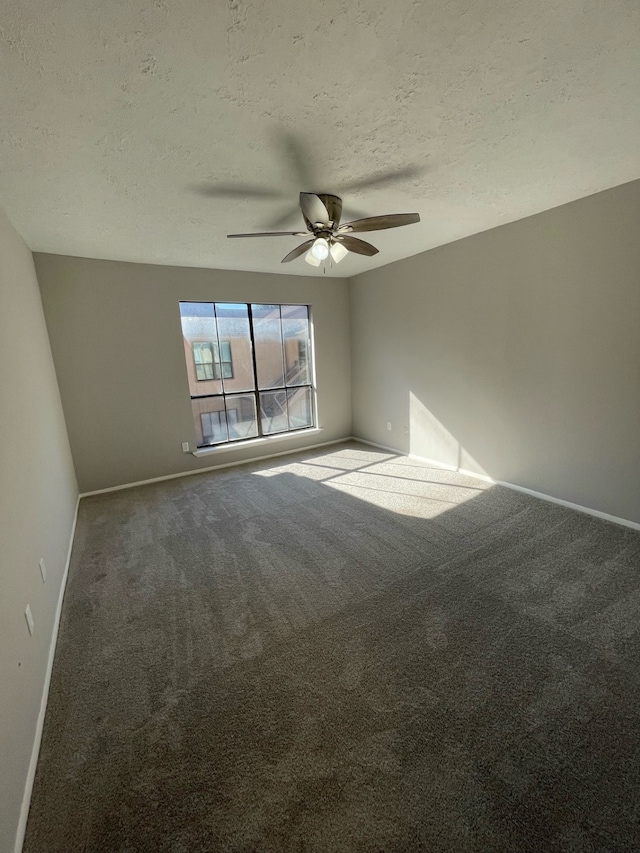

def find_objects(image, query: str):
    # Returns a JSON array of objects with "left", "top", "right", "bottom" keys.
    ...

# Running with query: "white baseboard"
[
  {"left": 490, "top": 479, "right": 640, "bottom": 531},
  {"left": 352, "top": 436, "right": 405, "bottom": 456},
  {"left": 351, "top": 436, "right": 640, "bottom": 532},
  {"left": 15, "top": 494, "right": 81, "bottom": 853},
  {"left": 80, "top": 436, "right": 352, "bottom": 498}
]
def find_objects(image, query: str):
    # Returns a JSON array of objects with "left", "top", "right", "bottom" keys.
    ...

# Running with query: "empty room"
[{"left": 1, "top": 1, "right": 640, "bottom": 851}]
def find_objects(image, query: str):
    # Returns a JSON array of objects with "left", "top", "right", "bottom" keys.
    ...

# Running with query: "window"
[
  {"left": 180, "top": 302, "right": 314, "bottom": 448},
  {"left": 193, "top": 341, "right": 233, "bottom": 381}
]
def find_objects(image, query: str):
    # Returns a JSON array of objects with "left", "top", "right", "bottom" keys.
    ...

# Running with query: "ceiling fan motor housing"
[{"left": 304, "top": 193, "right": 343, "bottom": 231}]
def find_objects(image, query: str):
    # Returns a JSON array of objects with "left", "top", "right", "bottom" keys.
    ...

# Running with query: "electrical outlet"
[
  {"left": 181, "top": 442, "right": 190, "bottom": 453},
  {"left": 25, "top": 605, "right": 34, "bottom": 636},
  {"left": 386, "top": 421, "right": 392, "bottom": 431},
  {"left": 39, "top": 558, "right": 47, "bottom": 583}
]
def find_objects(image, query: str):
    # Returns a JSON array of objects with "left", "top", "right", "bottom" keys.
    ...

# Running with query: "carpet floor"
[{"left": 24, "top": 441, "right": 640, "bottom": 852}]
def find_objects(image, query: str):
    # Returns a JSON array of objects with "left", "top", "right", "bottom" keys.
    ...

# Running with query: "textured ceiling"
[{"left": 1, "top": 0, "right": 639, "bottom": 277}]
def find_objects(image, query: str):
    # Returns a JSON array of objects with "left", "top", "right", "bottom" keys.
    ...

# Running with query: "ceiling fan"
[{"left": 227, "top": 192, "right": 420, "bottom": 266}]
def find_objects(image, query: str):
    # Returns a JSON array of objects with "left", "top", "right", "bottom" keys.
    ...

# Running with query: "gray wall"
[
  {"left": 35, "top": 255, "right": 352, "bottom": 493},
  {"left": 0, "top": 210, "right": 79, "bottom": 852},
  {"left": 350, "top": 180, "right": 640, "bottom": 524}
]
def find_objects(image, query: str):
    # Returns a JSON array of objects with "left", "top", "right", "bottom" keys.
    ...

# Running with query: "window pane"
[
  {"left": 214, "top": 304, "right": 253, "bottom": 393},
  {"left": 180, "top": 303, "right": 223, "bottom": 396},
  {"left": 252, "top": 304, "right": 286, "bottom": 390},
  {"left": 260, "top": 390, "right": 288, "bottom": 434},
  {"left": 225, "top": 394, "right": 258, "bottom": 441},
  {"left": 287, "top": 387, "right": 313, "bottom": 430},
  {"left": 191, "top": 396, "right": 228, "bottom": 446},
  {"left": 201, "top": 412, "right": 225, "bottom": 444},
  {"left": 282, "top": 305, "right": 311, "bottom": 386}
]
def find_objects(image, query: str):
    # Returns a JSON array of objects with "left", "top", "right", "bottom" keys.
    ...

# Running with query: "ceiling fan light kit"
[
  {"left": 329, "top": 241, "right": 349, "bottom": 264},
  {"left": 305, "top": 247, "right": 322, "bottom": 267},
  {"left": 310, "top": 236, "right": 330, "bottom": 261},
  {"left": 227, "top": 192, "right": 420, "bottom": 270}
]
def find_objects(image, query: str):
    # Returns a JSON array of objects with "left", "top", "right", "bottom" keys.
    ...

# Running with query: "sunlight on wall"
[{"left": 409, "top": 392, "right": 489, "bottom": 478}]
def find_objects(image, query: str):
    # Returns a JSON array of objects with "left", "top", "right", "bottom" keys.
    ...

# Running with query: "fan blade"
[
  {"left": 341, "top": 164, "right": 424, "bottom": 192},
  {"left": 300, "top": 192, "right": 330, "bottom": 227},
  {"left": 281, "top": 240, "right": 315, "bottom": 263},
  {"left": 336, "top": 235, "right": 379, "bottom": 257},
  {"left": 227, "top": 231, "right": 308, "bottom": 238},
  {"left": 339, "top": 213, "right": 420, "bottom": 233},
  {"left": 194, "top": 183, "right": 286, "bottom": 200}
]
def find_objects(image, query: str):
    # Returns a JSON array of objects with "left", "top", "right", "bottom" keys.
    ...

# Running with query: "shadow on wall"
[
  {"left": 24, "top": 443, "right": 640, "bottom": 852},
  {"left": 408, "top": 392, "right": 489, "bottom": 477}
]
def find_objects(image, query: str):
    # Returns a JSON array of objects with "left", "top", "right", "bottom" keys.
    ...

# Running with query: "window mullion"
[
  {"left": 247, "top": 304, "right": 263, "bottom": 438},
  {"left": 211, "top": 305, "right": 230, "bottom": 440},
  {"left": 278, "top": 306, "right": 292, "bottom": 429}
]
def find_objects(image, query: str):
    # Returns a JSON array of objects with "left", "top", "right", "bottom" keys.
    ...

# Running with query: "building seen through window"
[
  {"left": 192, "top": 341, "right": 233, "bottom": 381},
  {"left": 179, "top": 302, "right": 314, "bottom": 447}
]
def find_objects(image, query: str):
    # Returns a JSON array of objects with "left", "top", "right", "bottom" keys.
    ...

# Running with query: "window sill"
[{"left": 191, "top": 427, "right": 323, "bottom": 458}]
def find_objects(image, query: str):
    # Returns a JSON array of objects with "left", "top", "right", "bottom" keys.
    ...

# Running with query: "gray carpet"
[{"left": 25, "top": 442, "right": 640, "bottom": 852}]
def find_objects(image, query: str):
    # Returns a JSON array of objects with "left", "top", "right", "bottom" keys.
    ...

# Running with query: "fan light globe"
[
  {"left": 330, "top": 242, "right": 349, "bottom": 264},
  {"left": 310, "top": 237, "right": 330, "bottom": 261},
  {"left": 304, "top": 249, "right": 322, "bottom": 267}
]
